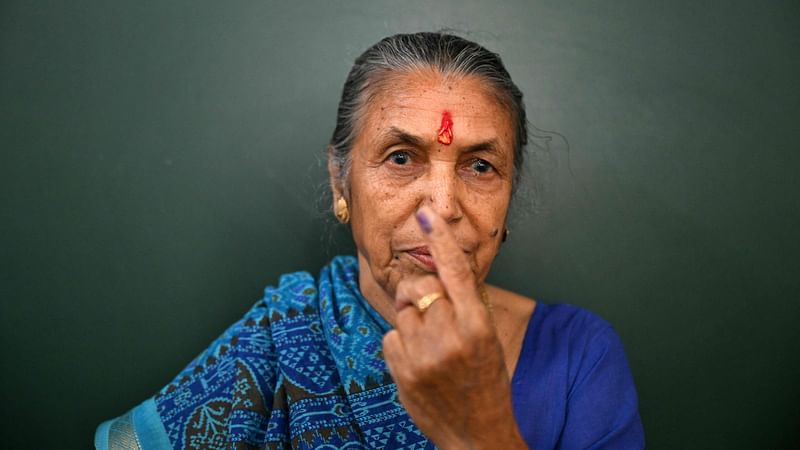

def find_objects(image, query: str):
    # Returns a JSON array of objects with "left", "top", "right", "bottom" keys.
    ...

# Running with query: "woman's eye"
[
  {"left": 471, "top": 159, "right": 493, "bottom": 173},
  {"left": 389, "top": 151, "right": 411, "bottom": 165}
]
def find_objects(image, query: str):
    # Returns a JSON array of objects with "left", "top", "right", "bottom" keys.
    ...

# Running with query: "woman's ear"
[
  {"left": 327, "top": 147, "right": 351, "bottom": 224},
  {"left": 327, "top": 145, "right": 344, "bottom": 205}
]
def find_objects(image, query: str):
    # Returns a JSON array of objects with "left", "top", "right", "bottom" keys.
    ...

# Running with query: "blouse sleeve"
[{"left": 558, "top": 326, "right": 645, "bottom": 450}]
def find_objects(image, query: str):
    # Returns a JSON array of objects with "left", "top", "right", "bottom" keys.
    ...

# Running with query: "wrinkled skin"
[{"left": 329, "top": 70, "right": 531, "bottom": 449}]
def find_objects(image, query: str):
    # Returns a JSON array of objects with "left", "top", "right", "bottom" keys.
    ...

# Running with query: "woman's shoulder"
[
  {"left": 490, "top": 287, "right": 618, "bottom": 351},
  {"left": 94, "top": 264, "right": 332, "bottom": 450},
  {"left": 524, "top": 301, "right": 626, "bottom": 369},
  {"left": 491, "top": 286, "right": 623, "bottom": 370}
]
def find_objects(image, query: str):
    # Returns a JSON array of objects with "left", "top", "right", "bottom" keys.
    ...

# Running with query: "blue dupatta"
[{"left": 96, "top": 256, "right": 434, "bottom": 449}]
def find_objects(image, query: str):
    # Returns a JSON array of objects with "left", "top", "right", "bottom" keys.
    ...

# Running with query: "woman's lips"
[{"left": 406, "top": 246, "right": 437, "bottom": 272}]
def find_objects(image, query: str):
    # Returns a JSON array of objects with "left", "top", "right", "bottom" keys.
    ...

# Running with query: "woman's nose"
[{"left": 424, "top": 166, "right": 463, "bottom": 223}]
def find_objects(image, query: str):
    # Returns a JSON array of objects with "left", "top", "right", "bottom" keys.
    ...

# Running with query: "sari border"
[
  {"left": 94, "top": 417, "right": 111, "bottom": 449},
  {"left": 95, "top": 398, "right": 170, "bottom": 450},
  {"left": 132, "top": 398, "right": 171, "bottom": 449}
]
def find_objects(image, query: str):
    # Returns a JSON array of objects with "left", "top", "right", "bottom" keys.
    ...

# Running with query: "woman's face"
[{"left": 334, "top": 69, "right": 516, "bottom": 309}]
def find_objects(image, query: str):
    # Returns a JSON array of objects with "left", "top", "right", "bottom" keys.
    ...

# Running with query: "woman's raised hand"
[{"left": 382, "top": 206, "right": 528, "bottom": 450}]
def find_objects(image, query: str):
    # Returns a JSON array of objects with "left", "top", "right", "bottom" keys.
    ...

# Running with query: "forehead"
[{"left": 358, "top": 70, "right": 514, "bottom": 148}]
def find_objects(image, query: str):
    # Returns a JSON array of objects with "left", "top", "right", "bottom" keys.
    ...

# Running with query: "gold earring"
[
  {"left": 502, "top": 227, "right": 510, "bottom": 242},
  {"left": 335, "top": 197, "right": 350, "bottom": 224}
]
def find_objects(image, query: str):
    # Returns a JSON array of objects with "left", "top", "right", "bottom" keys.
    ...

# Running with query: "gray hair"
[{"left": 328, "top": 32, "right": 528, "bottom": 196}]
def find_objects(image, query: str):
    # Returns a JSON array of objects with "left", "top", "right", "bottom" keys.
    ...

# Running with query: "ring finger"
[{"left": 394, "top": 275, "right": 448, "bottom": 313}]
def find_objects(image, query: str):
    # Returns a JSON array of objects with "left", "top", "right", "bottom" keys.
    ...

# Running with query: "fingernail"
[{"left": 416, "top": 211, "right": 432, "bottom": 234}]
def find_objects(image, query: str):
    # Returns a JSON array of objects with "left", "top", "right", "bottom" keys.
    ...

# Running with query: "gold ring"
[{"left": 416, "top": 292, "right": 445, "bottom": 312}]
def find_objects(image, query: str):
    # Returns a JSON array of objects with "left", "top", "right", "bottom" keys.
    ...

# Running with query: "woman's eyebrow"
[
  {"left": 381, "top": 126, "right": 426, "bottom": 147},
  {"left": 462, "top": 139, "right": 501, "bottom": 155}
]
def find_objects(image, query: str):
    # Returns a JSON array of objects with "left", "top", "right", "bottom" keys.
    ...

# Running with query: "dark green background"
[{"left": 2, "top": 1, "right": 798, "bottom": 448}]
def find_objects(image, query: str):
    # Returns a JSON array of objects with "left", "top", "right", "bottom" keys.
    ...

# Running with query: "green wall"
[{"left": 2, "top": 1, "right": 798, "bottom": 448}]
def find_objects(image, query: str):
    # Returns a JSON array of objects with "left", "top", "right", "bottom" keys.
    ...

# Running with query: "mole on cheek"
[{"left": 437, "top": 111, "right": 453, "bottom": 145}]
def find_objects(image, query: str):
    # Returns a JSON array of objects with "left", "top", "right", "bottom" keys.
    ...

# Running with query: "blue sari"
[
  {"left": 96, "top": 256, "right": 645, "bottom": 449},
  {"left": 96, "top": 256, "right": 431, "bottom": 449}
]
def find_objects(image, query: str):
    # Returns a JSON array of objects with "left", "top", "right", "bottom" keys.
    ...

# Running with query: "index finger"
[{"left": 415, "top": 206, "right": 481, "bottom": 310}]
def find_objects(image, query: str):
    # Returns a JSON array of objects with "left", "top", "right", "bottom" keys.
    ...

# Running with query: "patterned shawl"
[{"left": 96, "top": 256, "right": 434, "bottom": 449}]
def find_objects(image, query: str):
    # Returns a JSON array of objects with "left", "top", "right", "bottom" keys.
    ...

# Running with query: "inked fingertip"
[{"left": 416, "top": 211, "right": 433, "bottom": 234}]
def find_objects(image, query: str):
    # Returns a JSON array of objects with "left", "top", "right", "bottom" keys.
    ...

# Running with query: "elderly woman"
[{"left": 96, "top": 32, "right": 644, "bottom": 450}]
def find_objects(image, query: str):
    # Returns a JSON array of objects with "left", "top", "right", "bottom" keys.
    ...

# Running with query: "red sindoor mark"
[{"left": 437, "top": 111, "right": 453, "bottom": 145}]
